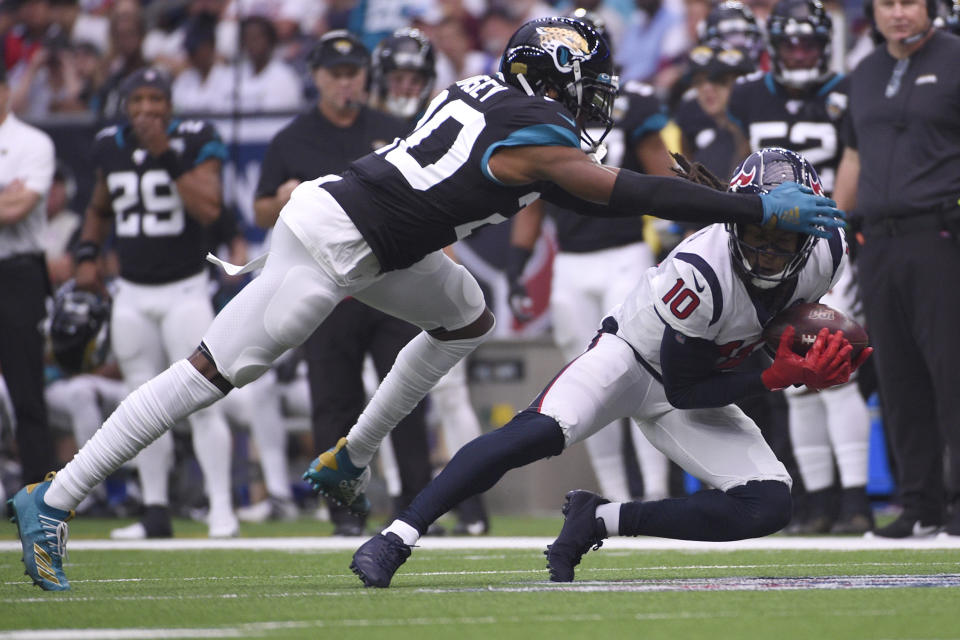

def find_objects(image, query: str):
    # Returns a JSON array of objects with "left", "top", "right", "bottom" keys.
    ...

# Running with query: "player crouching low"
[{"left": 349, "top": 147, "right": 871, "bottom": 587}]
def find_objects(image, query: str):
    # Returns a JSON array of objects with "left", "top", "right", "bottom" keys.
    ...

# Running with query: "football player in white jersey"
[
  {"left": 348, "top": 147, "right": 871, "bottom": 587},
  {"left": 10, "top": 16, "right": 844, "bottom": 591}
]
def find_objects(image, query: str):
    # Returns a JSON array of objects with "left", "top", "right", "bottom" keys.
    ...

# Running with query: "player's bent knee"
[
  {"left": 726, "top": 479, "right": 793, "bottom": 537},
  {"left": 429, "top": 307, "right": 495, "bottom": 341}
]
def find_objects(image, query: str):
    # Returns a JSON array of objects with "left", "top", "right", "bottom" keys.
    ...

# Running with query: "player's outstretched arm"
[{"left": 487, "top": 145, "right": 845, "bottom": 238}]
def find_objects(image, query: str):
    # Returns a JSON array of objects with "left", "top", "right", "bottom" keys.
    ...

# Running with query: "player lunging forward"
[
  {"left": 10, "top": 18, "right": 841, "bottom": 591},
  {"left": 349, "top": 147, "right": 871, "bottom": 587}
]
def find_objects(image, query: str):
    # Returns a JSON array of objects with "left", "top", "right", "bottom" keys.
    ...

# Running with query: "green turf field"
[{"left": 3, "top": 516, "right": 959, "bottom": 640}]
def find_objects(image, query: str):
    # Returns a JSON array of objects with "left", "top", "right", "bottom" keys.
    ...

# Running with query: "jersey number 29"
[{"left": 107, "top": 170, "right": 185, "bottom": 237}]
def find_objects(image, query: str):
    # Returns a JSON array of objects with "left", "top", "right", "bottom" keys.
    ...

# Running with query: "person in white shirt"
[
  {"left": 231, "top": 15, "right": 302, "bottom": 113},
  {"left": 171, "top": 17, "right": 233, "bottom": 114},
  {"left": 0, "top": 63, "right": 57, "bottom": 486}
]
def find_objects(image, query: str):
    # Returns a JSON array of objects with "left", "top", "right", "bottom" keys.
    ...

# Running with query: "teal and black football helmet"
[
  {"left": 48, "top": 281, "right": 111, "bottom": 374},
  {"left": 500, "top": 17, "right": 619, "bottom": 150}
]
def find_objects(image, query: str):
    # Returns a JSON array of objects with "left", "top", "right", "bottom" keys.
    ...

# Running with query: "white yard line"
[{"left": 1, "top": 535, "right": 960, "bottom": 552}]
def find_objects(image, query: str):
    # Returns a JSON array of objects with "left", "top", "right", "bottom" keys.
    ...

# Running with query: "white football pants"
[
  {"left": 550, "top": 243, "right": 670, "bottom": 501},
  {"left": 536, "top": 333, "right": 792, "bottom": 492}
]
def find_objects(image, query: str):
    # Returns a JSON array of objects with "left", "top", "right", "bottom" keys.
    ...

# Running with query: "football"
[{"left": 762, "top": 303, "right": 869, "bottom": 358}]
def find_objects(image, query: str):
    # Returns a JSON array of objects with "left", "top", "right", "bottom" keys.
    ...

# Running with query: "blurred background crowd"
[{"left": 1, "top": 0, "right": 958, "bottom": 539}]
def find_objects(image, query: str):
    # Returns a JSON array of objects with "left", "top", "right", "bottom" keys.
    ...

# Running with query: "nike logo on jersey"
[
  {"left": 692, "top": 272, "right": 705, "bottom": 293},
  {"left": 560, "top": 113, "right": 577, "bottom": 129}
]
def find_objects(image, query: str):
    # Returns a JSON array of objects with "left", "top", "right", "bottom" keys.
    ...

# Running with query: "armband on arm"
[{"left": 74, "top": 240, "right": 101, "bottom": 265}]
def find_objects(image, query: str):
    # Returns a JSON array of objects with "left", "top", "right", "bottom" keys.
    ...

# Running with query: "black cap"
[
  {"left": 119, "top": 67, "right": 172, "bottom": 101},
  {"left": 309, "top": 30, "right": 370, "bottom": 69}
]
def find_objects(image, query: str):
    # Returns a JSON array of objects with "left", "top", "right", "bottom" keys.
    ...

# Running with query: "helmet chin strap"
[
  {"left": 572, "top": 60, "right": 583, "bottom": 114},
  {"left": 516, "top": 72, "right": 535, "bottom": 96}
]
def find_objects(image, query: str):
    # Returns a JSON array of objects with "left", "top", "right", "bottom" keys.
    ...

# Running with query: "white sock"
[
  {"left": 45, "top": 360, "right": 224, "bottom": 511},
  {"left": 632, "top": 422, "right": 671, "bottom": 501},
  {"left": 786, "top": 392, "right": 834, "bottom": 492},
  {"left": 584, "top": 425, "right": 631, "bottom": 503},
  {"left": 596, "top": 503, "right": 621, "bottom": 536},
  {"left": 383, "top": 519, "right": 421, "bottom": 546},
  {"left": 189, "top": 405, "right": 234, "bottom": 516},
  {"left": 243, "top": 374, "right": 293, "bottom": 500},
  {"left": 430, "top": 361, "right": 483, "bottom": 453},
  {"left": 824, "top": 384, "right": 871, "bottom": 488},
  {"left": 132, "top": 432, "right": 174, "bottom": 506},
  {"left": 346, "top": 327, "right": 492, "bottom": 467}
]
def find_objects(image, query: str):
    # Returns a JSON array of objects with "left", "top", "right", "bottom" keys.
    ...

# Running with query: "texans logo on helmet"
[
  {"left": 810, "top": 173, "right": 824, "bottom": 196},
  {"left": 730, "top": 164, "right": 756, "bottom": 188}
]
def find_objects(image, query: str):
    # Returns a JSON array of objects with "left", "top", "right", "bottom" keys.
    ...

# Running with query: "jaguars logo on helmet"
[
  {"left": 48, "top": 282, "right": 111, "bottom": 374},
  {"left": 726, "top": 148, "right": 822, "bottom": 290},
  {"left": 500, "top": 17, "right": 619, "bottom": 151}
]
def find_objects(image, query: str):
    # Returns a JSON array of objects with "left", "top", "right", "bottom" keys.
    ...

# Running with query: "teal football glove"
[{"left": 759, "top": 182, "right": 845, "bottom": 239}]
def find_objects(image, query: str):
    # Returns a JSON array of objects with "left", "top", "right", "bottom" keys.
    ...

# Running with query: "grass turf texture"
[{"left": 2, "top": 516, "right": 959, "bottom": 640}]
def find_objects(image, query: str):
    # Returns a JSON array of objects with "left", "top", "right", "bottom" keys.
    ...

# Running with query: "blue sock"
[
  {"left": 400, "top": 410, "right": 565, "bottom": 534},
  {"left": 618, "top": 479, "right": 792, "bottom": 541}
]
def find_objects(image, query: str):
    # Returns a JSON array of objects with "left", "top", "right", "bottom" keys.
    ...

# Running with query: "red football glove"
[{"left": 762, "top": 326, "right": 854, "bottom": 391}]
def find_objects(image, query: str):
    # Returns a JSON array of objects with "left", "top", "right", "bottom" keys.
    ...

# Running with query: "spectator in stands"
[
  {"left": 430, "top": 15, "right": 492, "bottom": 87},
  {"left": 617, "top": 0, "right": 691, "bottom": 91},
  {"left": 93, "top": 0, "right": 146, "bottom": 121},
  {"left": 1, "top": 0, "right": 59, "bottom": 76},
  {"left": 172, "top": 16, "right": 232, "bottom": 114},
  {"left": 231, "top": 15, "right": 302, "bottom": 112},
  {"left": 10, "top": 35, "right": 93, "bottom": 117},
  {"left": 49, "top": 0, "right": 109, "bottom": 53}
]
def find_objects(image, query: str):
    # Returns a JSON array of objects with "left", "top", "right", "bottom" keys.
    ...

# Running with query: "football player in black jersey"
[
  {"left": 11, "top": 17, "right": 845, "bottom": 591},
  {"left": 370, "top": 28, "right": 437, "bottom": 120},
  {"left": 675, "top": 44, "right": 755, "bottom": 182},
  {"left": 253, "top": 30, "right": 436, "bottom": 535},
  {"left": 71, "top": 68, "right": 238, "bottom": 540},
  {"left": 505, "top": 8, "right": 675, "bottom": 509},
  {"left": 371, "top": 27, "right": 492, "bottom": 535},
  {"left": 728, "top": 0, "right": 849, "bottom": 194}
]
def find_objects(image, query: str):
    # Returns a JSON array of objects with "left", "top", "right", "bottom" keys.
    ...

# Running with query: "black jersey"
[
  {"left": 256, "top": 105, "right": 409, "bottom": 198},
  {"left": 728, "top": 72, "right": 849, "bottom": 193},
  {"left": 323, "top": 74, "right": 580, "bottom": 271},
  {"left": 546, "top": 80, "right": 668, "bottom": 253},
  {"left": 93, "top": 119, "right": 228, "bottom": 284},
  {"left": 674, "top": 93, "right": 741, "bottom": 181},
  {"left": 842, "top": 31, "right": 960, "bottom": 220}
]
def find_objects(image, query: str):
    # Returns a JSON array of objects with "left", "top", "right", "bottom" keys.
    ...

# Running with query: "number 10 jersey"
[{"left": 321, "top": 74, "right": 582, "bottom": 272}]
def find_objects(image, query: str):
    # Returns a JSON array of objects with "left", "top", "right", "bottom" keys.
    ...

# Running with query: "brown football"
[{"left": 762, "top": 302, "right": 869, "bottom": 358}]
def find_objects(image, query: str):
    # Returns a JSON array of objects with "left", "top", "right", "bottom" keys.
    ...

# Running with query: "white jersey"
[{"left": 611, "top": 223, "right": 847, "bottom": 374}]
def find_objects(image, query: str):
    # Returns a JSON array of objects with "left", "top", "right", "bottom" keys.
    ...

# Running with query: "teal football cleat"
[
  {"left": 303, "top": 437, "right": 371, "bottom": 515},
  {"left": 8, "top": 472, "right": 74, "bottom": 591}
]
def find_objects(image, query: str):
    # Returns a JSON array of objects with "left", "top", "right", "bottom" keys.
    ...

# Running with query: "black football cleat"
[
  {"left": 350, "top": 532, "right": 412, "bottom": 588},
  {"left": 545, "top": 490, "right": 609, "bottom": 582}
]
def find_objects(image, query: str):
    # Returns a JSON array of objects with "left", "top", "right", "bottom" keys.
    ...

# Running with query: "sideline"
[{"left": 2, "top": 535, "right": 960, "bottom": 552}]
